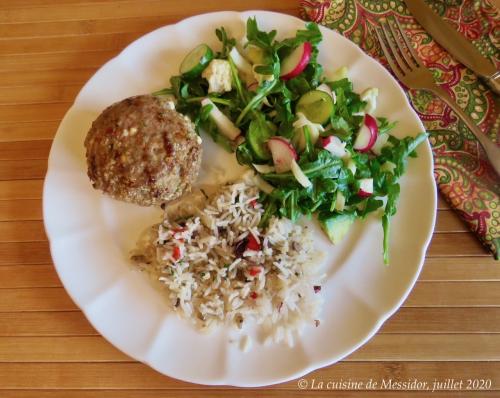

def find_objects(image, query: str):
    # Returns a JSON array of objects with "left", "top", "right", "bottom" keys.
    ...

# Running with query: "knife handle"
[{"left": 485, "top": 71, "right": 500, "bottom": 95}]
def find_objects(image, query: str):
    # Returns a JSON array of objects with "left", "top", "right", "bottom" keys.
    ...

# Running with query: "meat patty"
[{"left": 84, "top": 94, "right": 202, "bottom": 206}]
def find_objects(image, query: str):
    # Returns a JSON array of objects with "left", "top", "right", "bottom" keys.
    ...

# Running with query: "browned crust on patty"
[{"left": 84, "top": 95, "right": 202, "bottom": 206}]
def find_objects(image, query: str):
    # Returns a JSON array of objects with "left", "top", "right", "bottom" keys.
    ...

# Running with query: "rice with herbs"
[{"left": 131, "top": 180, "right": 324, "bottom": 346}]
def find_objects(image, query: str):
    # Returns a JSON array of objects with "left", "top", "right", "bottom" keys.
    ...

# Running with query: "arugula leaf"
[
  {"left": 235, "top": 142, "right": 254, "bottom": 166},
  {"left": 404, "top": 132, "right": 428, "bottom": 157},
  {"left": 263, "top": 150, "right": 343, "bottom": 183},
  {"left": 377, "top": 117, "right": 397, "bottom": 135},
  {"left": 200, "top": 118, "right": 233, "bottom": 153},
  {"left": 272, "top": 89, "right": 294, "bottom": 125},
  {"left": 329, "top": 115, "right": 352, "bottom": 138},
  {"left": 379, "top": 133, "right": 427, "bottom": 263},
  {"left": 286, "top": 76, "right": 311, "bottom": 97},
  {"left": 328, "top": 78, "right": 352, "bottom": 91},
  {"left": 382, "top": 183, "right": 400, "bottom": 264},
  {"left": 228, "top": 56, "right": 247, "bottom": 103},
  {"left": 215, "top": 27, "right": 236, "bottom": 58},
  {"left": 236, "top": 77, "right": 278, "bottom": 125},
  {"left": 383, "top": 132, "right": 428, "bottom": 178},
  {"left": 152, "top": 87, "right": 174, "bottom": 96},
  {"left": 360, "top": 197, "right": 384, "bottom": 218},
  {"left": 170, "top": 76, "right": 183, "bottom": 99},
  {"left": 198, "top": 103, "right": 213, "bottom": 122},
  {"left": 259, "top": 196, "right": 278, "bottom": 228},
  {"left": 157, "top": 20, "right": 429, "bottom": 265},
  {"left": 303, "top": 125, "right": 313, "bottom": 160},
  {"left": 277, "top": 22, "right": 322, "bottom": 50},
  {"left": 246, "top": 17, "right": 276, "bottom": 51}
]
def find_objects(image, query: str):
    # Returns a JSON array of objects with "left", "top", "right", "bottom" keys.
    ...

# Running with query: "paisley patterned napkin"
[{"left": 300, "top": 0, "right": 500, "bottom": 259}]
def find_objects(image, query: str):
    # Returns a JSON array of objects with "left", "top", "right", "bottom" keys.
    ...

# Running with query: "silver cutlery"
[
  {"left": 404, "top": 0, "right": 500, "bottom": 95},
  {"left": 374, "top": 17, "right": 500, "bottom": 176}
]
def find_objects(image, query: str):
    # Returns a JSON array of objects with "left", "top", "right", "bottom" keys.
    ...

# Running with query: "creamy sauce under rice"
[{"left": 131, "top": 180, "right": 324, "bottom": 347}]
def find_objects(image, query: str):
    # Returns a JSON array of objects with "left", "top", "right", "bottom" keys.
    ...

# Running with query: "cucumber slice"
[
  {"left": 179, "top": 44, "right": 214, "bottom": 78},
  {"left": 296, "top": 90, "right": 334, "bottom": 124},
  {"left": 247, "top": 118, "right": 272, "bottom": 161}
]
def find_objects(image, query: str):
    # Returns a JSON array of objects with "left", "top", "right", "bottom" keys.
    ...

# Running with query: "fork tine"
[
  {"left": 391, "top": 16, "right": 424, "bottom": 68},
  {"left": 374, "top": 26, "right": 405, "bottom": 81},
  {"left": 379, "top": 21, "right": 411, "bottom": 74},
  {"left": 387, "top": 16, "right": 418, "bottom": 69}
]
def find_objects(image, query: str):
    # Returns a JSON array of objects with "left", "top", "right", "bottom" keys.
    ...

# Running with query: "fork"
[{"left": 375, "top": 17, "right": 500, "bottom": 176}]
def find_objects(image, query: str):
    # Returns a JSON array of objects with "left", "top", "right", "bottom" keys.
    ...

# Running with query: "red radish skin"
[
  {"left": 268, "top": 137, "right": 298, "bottom": 173},
  {"left": 322, "top": 136, "right": 347, "bottom": 158},
  {"left": 364, "top": 114, "right": 378, "bottom": 133},
  {"left": 353, "top": 114, "right": 378, "bottom": 153},
  {"left": 280, "top": 42, "right": 312, "bottom": 80},
  {"left": 247, "top": 81, "right": 258, "bottom": 92},
  {"left": 358, "top": 178, "right": 373, "bottom": 198},
  {"left": 321, "top": 136, "right": 334, "bottom": 147}
]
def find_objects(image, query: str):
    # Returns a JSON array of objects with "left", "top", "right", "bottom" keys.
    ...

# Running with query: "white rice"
[{"left": 131, "top": 180, "right": 324, "bottom": 347}]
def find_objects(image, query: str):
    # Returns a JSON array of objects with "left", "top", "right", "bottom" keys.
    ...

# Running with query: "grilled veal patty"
[{"left": 84, "top": 94, "right": 202, "bottom": 206}]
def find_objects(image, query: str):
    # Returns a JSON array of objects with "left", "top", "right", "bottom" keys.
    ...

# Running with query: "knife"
[{"left": 404, "top": 0, "right": 500, "bottom": 94}]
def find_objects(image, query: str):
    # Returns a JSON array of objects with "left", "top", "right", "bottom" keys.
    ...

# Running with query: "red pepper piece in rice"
[
  {"left": 172, "top": 245, "right": 182, "bottom": 261},
  {"left": 247, "top": 233, "right": 260, "bottom": 251},
  {"left": 248, "top": 266, "right": 262, "bottom": 276}
]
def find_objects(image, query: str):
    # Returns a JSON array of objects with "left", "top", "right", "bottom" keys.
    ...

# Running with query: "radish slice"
[
  {"left": 291, "top": 159, "right": 312, "bottom": 188},
  {"left": 358, "top": 178, "right": 373, "bottom": 197},
  {"left": 280, "top": 42, "right": 312, "bottom": 80},
  {"left": 353, "top": 114, "right": 378, "bottom": 153},
  {"left": 252, "top": 163, "right": 275, "bottom": 174},
  {"left": 322, "top": 136, "right": 347, "bottom": 158},
  {"left": 229, "top": 47, "right": 255, "bottom": 84},
  {"left": 268, "top": 137, "right": 298, "bottom": 173},
  {"left": 371, "top": 132, "right": 391, "bottom": 156},
  {"left": 317, "top": 83, "right": 336, "bottom": 104},
  {"left": 201, "top": 98, "right": 240, "bottom": 140},
  {"left": 335, "top": 191, "right": 346, "bottom": 212}
]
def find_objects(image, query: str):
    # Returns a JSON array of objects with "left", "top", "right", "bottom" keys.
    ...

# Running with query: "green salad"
[{"left": 154, "top": 18, "right": 427, "bottom": 264}]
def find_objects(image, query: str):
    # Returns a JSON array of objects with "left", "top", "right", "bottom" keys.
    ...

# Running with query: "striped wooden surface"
[{"left": 0, "top": 1, "right": 498, "bottom": 396}]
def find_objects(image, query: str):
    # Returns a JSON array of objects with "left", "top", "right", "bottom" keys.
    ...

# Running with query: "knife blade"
[{"left": 404, "top": 0, "right": 499, "bottom": 92}]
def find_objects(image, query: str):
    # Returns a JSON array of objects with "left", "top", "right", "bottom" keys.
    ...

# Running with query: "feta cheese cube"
[{"left": 202, "top": 59, "right": 232, "bottom": 94}]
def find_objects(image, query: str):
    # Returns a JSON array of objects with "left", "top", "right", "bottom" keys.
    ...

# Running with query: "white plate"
[{"left": 43, "top": 11, "right": 436, "bottom": 387}]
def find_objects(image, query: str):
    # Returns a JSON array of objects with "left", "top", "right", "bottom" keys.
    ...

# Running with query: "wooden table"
[{"left": 1, "top": 1, "right": 498, "bottom": 396}]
